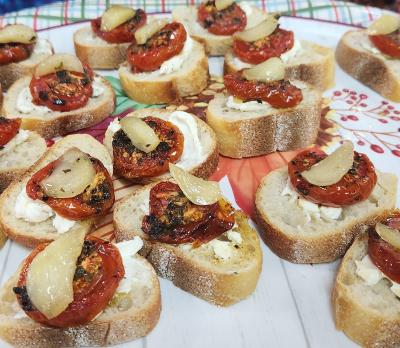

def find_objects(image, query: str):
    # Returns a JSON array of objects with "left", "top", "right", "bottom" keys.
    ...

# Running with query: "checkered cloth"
[{"left": 0, "top": 0, "right": 385, "bottom": 30}]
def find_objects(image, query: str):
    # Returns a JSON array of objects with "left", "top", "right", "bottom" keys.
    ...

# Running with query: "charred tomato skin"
[
  {"left": 91, "top": 9, "right": 147, "bottom": 44},
  {"left": 369, "top": 31, "right": 400, "bottom": 59},
  {"left": 0, "top": 117, "right": 21, "bottom": 147},
  {"left": 288, "top": 148, "right": 377, "bottom": 207},
  {"left": 127, "top": 22, "right": 186, "bottom": 72},
  {"left": 224, "top": 72, "right": 303, "bottom": 108},
  {"left": 14, "top": 237, "right": 125, "bottom": 328},
  {"left": 0, "top": 42, "right": 34, "bottom": 65},
  {"left": 197, "top": 1, "right": 247, "bottom": 36}
]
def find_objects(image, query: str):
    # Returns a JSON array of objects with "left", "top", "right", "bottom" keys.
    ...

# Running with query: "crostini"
[
  {"left": 224, "top": 15, "right": 335, "bottom": 90},
  {"left": 74, "top": 5, "right": 147, "bottom": 69},
  {"left": 103, "top": 108, "right": 219, "bottom": 183},
  {"left": 172, "top": 0, "right": 267, "bottom": 56},
  {"left": 118, "top": 19, "right": 209, "bottom": 104},
  {"left": 206, "top": 58, "right": 322, "bottom": 158},
  {"left": 333, "top": 212, "right": 400, "bottom": 348},
  {"left": 0, "top": 24, "right": 53, "bottom": 90},
  {"left": 0, "top": 134, "right": 114, "bottom": 249},
  {"left": 336, "top": 14, "right": 400, "bottom": 102},
  {"left": 2, "top": 53, "right": 115, "bottom": 139},
  {"left": 114, "top": 164, "right": 262, "bottom": 306},
  {"left": 0, "top": 117, "right": 46, "bottom": 193},
  {"left": 0, "top": 229, "right": 161, "bottom": 347},
  {"left": 255, "top": 141, "right": 398, "bottom": 264}
]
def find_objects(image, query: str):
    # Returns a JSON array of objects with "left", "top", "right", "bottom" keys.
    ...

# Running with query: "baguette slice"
[
  {"left": 0, "top": 254, "right": 161, "bottom": 348},
  {"left": 172, "top": 3, "right": 267, "bottom": 56},
  {"left": 113, "top": 182, "right": 263, "bottom": 306},
  {"left": 336, "top": 30, "right": 400, "bottom": 102},
  {"left": 118, "top": 40, "right": 208, "bottom": 104},
  {"left": 0, "top": 39, "right": 53, "bottom": 91},
  {"left": 74, "top": 26, "right": 130, "bottom": 69},
  {"left": 206, "top": 83, "right": 322, "bottom": 158},
  {"left": 0, "top": 134, "right": 113, "bottom": 249},
  {"left": 0, "top": 131, "right": 47, "bottom": 193},
  {"left": 333, "top": 232, "right": 400, "bottom": 348},
  {"left": 255, "top": 167, "right": 398, "bottom": 264},
  {"left": 104, "top": 108, "right": 219, "bottom": 183},
  {"left": 2, "top": 75, "right": 115, "bottom": 139},
  {"left": 224, "top": 40, "right": 335, "bottom": 91}
]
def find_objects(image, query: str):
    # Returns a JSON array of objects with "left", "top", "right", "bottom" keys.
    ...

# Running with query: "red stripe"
[
  {"left": 261, "top": 0, "right": 266, "bottom": 11},
  {"left": 364, "top": 6, "right": 373, "bottom": 21},
  {"left": 161, "top": 0, "right": 166, "bottom": 13},
  {"left": 0, "top": 15, "right": 4, "bottom": 28},
  {"left": 331, "top": 1, "right": 340, "bottom": 23},
  {"left": 290, "top": 0, "right": 296, "bottom": 16},
  {"left": 33, "top": 7, "right": 39, "bottom": 31},
  {"left": 64, "top": 0, "right": 69, "bottom": 25}
]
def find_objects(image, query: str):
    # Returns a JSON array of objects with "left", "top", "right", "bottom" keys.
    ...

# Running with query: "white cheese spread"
[
  {"left": 356, "top": 254, "right": 400, "bottom": 297},
  {"left": 92, "top": 77, "right": 105, "bottom": 97},
  {"left": 226, "top": 95, "right": 271, "bottom": 111},
  {"left": 238, "top": 1, "right": 253, "bottom": 18},
  {"left": 15, "top": 189, "right": 75, "bottom": 234},
  {"left": 0, "top": 129, "right": 30, "bottom": 157},
  {"left": 32, "top": 38, "right": 53, "bottom": 56},
  {"left": 281, "top": 178, "right": 342, "bottom": 222},
  {"left": 280, "top": 39, "right": 302, "bottom": 63},
  {"left": 362, "top": 40, "right": 382, "bottom": 55}
]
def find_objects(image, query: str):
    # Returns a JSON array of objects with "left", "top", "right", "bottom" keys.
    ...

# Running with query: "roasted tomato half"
[
  {"left": 112, "top": 116, "right": 184, "bottom": 180},
  {"left": 224, "top": 72, "right": 303, "bottom": 108},
  {"left": 197, "top": 1, "right": 246, "bottom": 36},
  {"left": 26, "top": 154, "right": 114, "bottom": 220},
  {"left": 288, "top": 148, "right": 377, "bottom": 207},
  {"left": 127, "top": 22, "right": 186, "bottom": 72},
  {"left": 142, "top": 181, "right": 235, "bottom": 245},
  {"left": 368, "top": 213, "right": 400, "bottom": 284},
  {"left": 233, "top": 28, "right": 294, "bottom": 64},
  {"left": 91, "top": 9, "right": 147, "bottom": 44},
  {"left": 0, "top": 117, "right": 21, "bottom": 147},
  {"left": 0, "top": 42, "right": 34, "bottom": 65},
  {"left": 29, "top": 67, "right": 94, "bottom": 112},
  {"left": 13, "top": 237, "right": 124, "bottom": 328},
  {"left": 369, "top": 30, "right": 400, "bottom": 59}
]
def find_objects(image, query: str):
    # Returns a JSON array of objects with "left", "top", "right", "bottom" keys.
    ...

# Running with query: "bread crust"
[
  {"left": 224, "top": 41, "right": 335, "bottom": 91},
  {"left": 336, "top": 30, "right": 400, "bottom": 102},
  {"left": 254, "top": 167, "right": 398, "bottom": 264},
  {"left": 74, "top": 27, "right": 130, "bottom": 69},
  {"left": 2, "top": 75, "right": 116, "bottom": 139},
  {"left": 332, "top": 231, "right": 400, "bottom": 348},
  {"left": 118, "top": 41, "right": 209, "bottom": 104},
  {"left": 0, "top": 39, "right": 53, "bottom": 91},
  {"left": 206, "top": 89, "right": 322, "bottom": 158},
  {"left": 113, "top": 184, "right": 262, "bottom": 306},
  {"left": 0, "top": 257, "right": 161, "bottom": 347}
]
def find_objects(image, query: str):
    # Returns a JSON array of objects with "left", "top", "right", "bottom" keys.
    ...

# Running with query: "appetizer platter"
[{"left": 0, "top": 1, "right": 399, "bottom": 347}]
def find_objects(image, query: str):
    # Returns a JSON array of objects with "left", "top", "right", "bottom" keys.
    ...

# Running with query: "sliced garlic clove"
[
  {"left": 367, "top": 14, "right": 400, "bottom": 35},
  {"left": 120, "top": 116, "right": 161, "bottom": 153},
  {"left": 40, "top": 148, "right": 96, "bottom": 199},
  {"left": 234, "top": 16, "right": 278, "bottom": 42},
  {"left": 0, "top": 24, "right": 36, "bottom": 44},
  {"left": 301, "top": 141, "right": 354, "bottom": 186},
  {"left": 376, "top": 223, "right": 400, "bottom": 250},
  {"left": 34, "top": 54, "right": 84, "bottom": 77},
  {"left": 134, "top": 19, "right": 168, "bottom": 45},
  {"left": 26, "top": 229, "right": 86, "bottom": 319},
  {"left": 215, "top": 0, "right": 234, "bottom": 11},
  {"left": 243, "top": 57, "right": 285, "bottom": 83},
  {"left": 169, "top": 163, "right": 221, "bottom": 205},
  {"left": 100, "top": 6, "right": 136, "bottom": 32}
]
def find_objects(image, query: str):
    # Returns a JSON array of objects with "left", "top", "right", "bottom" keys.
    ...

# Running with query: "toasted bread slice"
[
  {"left": 0, "top": 39, "right": 53, "bottom": 91},
  {"left": 118, "top": 40, "right": 208, "bottom": 104},
  {"left": 224, "top": 40, "right": 335, "bottom": 91},
  {"left": 172, "top": 3, "right": 267, "bottom": 56},
  {"left": 0, "top": 254, "right": 161, "bottom": 347},
  {"left": 0, "top": 130, "right": 46, "bottom": 193},
  {"left": 104, "top": 108, "right": 219, "bottom": 183},
  {"left": 74, "top": 26, "right": 130, "bottom": 70},
  {"left": 255, "top": 167, "right": 398, "bottom": 264},
  {"left": 333, "top": 231, "right": 400, "bottom": 348},
  {"left": 0, "top": 134, "right": 113, "bottom": 249},
  {"left": 2, "top": 75, "right": 115, "bottom": 139},
  {"left": 205, "top": 82, "right": 322, "bottom": 158},
  {"left": 336, "top": 30, "right": 400, "bottom": 102},
  {"left": 113, "top": 182, "right": 262, "bottom": 306}
]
